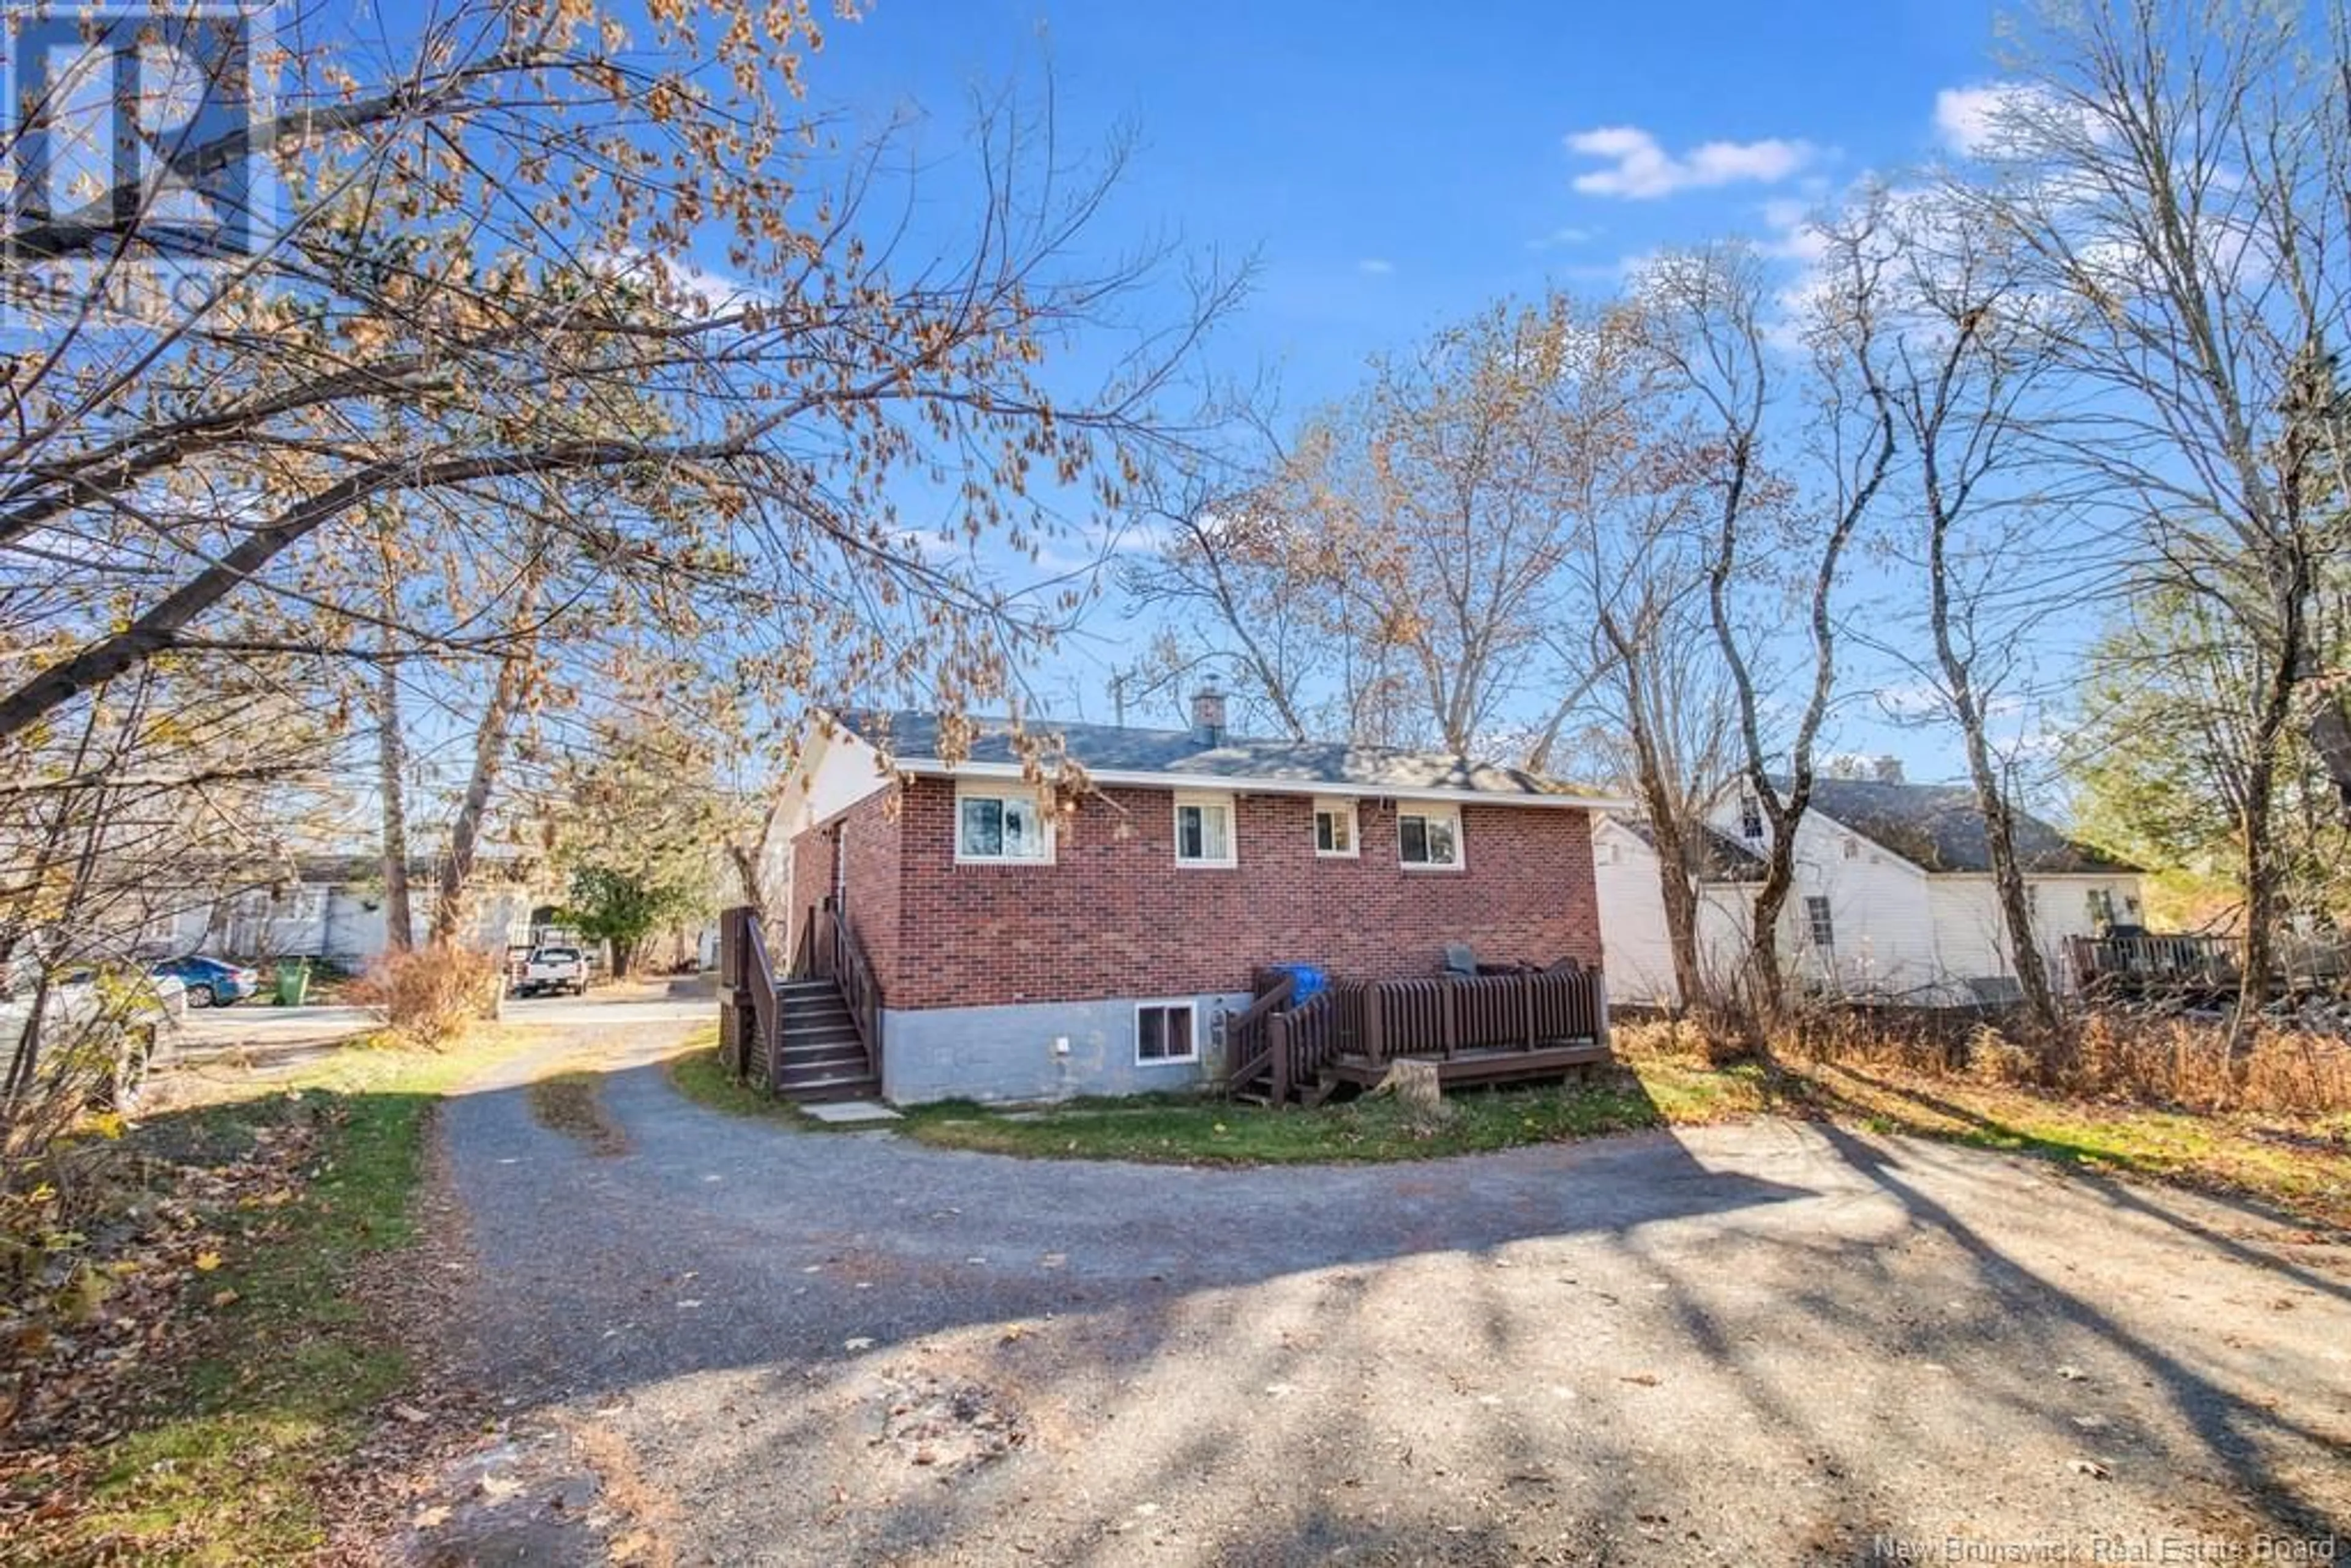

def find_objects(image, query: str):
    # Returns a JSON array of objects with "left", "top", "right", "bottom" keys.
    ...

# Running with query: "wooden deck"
[
  {"left": 1319, "top": 1040, "right": 1611, "bottom": 1090},
  {"left": 1227, "top": 966, "right": 1611, "bottom": 1105}
]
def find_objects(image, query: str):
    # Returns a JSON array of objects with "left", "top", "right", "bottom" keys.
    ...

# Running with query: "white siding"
[
  {"left": 1591, "top": 818, "right": 1753, "bottom": 1008},
  {"left": 1602, "top": 801, "right": 2148, "bottom": 1008},
  {"left": 1734, "top": 807, "right": 1943, "bottom": 1002},
  {"left": 1930, "top": 874, "right": 2146, "bottom": 996}
]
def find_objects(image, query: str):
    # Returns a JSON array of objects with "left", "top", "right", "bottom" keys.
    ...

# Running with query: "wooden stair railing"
[
  {"left": 1266, "top": 987, "right": 1344, "bottom": 1103},
  {"left": 718, "top": 906, "right": 785, "bottom": 1093},
  {"left": 1221, "top": 974, "right": 1297, "bottom": 1098},
  {"left": 811, "top": 896, "right": 884, "bottom": 1086}
]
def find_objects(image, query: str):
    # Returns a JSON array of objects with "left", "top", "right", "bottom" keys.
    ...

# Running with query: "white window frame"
[
  {"left": 953, "top": 784, "right": 1056, "bottom": 865},
  {"left": 1313, "top": 797, "right": 1359, "bottom": 858},
  {"left": 1135, "top": 999, "right": 1199, "bottom": 1065},
  {"left": 1397, "top": 804, "right": 1464, "bottom": 871},
  {"left": 1738, "top": 793, "right": 1764, "bottom": 841},
  {"left": 1804, "top": 895, "right": 1835, "bottom": 950},
  {"left": 1171, "top": 792, "right": 1238, "bottom": 868}
]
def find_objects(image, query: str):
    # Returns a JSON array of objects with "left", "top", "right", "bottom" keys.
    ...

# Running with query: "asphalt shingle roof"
[
  {"left": 1798, "top": 776, "right": 2137, "bottom": 876},
  {"left": 1619, "top": 820, "right": 1771, "bottom": 882},
  {"left": 834, "top": 711, "right": 1606, "bottom": 801}
]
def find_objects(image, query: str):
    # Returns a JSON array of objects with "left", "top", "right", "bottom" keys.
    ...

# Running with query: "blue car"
[{"left": 150, "top": 954, "right": 263, "bottom": 1008}]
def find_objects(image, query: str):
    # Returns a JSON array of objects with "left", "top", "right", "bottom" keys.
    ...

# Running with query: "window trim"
[
  {"left": 1738, "top": 793, "right": 1765, "bottom": 841},
  {"left": 1397, "top": 803, "right": 1465, "bottom": 871},
  {"left": 1134, "top": 998, "right": 1201, "bottom": 1065},
  {"left": 1803, "top": 895, "right": 1835, "bottom": 950},
  {"left": 1313, "top": 797, "right": 1359, "bottom": 859},
  {"left": 1171, "top": 791, "right": 1239, "bottom": 869},
  {"left": 952, "top": 783, "right": 1056, "bottom": 865}
]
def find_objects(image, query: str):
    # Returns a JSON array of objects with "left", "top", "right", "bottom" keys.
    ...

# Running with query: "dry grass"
[
  {"left": 1758, "top": 1005, "right": 2351, "bottom": 1120},
  {"left": 346, "top": 946, "right": 503, "bottom": 1049},
  {"left": 525, "top": 1069, "right": 630, "bottom": 1157}
]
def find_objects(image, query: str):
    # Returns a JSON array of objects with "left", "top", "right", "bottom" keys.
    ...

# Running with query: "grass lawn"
[
  {"left": 1793, "top": 1059, "right": 2351, "bottom": 1229},
  {"left": 664, "top": 1027, "right": 2351, "bottom": 1228},
  {"left": 7, "top": 1027, "right": 533, "bottom": 1565},
  {"left": 663, "top": 1025, "right": 813, "bottom": 1128}
]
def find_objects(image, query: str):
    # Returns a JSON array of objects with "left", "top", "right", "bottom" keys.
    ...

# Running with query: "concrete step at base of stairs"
[{"left": 780, "top": 1075, "right": 882, "bottom": 1103}]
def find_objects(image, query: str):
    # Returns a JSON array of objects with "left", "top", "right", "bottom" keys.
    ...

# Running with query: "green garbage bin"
[{"left": 275, "top": 959, "right": 310, "bottom": 1007}]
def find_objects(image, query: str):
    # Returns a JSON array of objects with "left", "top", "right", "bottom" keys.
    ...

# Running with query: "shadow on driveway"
[{"left": 419, "top": 1030, "right": 2351, "bottom": 1564}]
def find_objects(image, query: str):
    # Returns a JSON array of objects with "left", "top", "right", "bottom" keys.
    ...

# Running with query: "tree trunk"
[
  {"left": 1923, "top": 438, "right": 2061, "bottom": 1038},
  {"left": 374, "top": 652, "right": 414, "bottom": 954},
  {"left": 2232, "top": 539, "right": 2311, "bottom": 1041},
  {"left": 428, "top": 542, "right": 547, "bottom": 947},
  {"left": 429, "top": 644, "right": 530, "bottom": 945},
  {"left": 1623, "top": 683, "right": 1708, "bottom": 1011}
]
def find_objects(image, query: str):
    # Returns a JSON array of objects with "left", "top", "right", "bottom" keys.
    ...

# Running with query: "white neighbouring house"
[
  {"left": 132, "top": 855, "right": 550, "bottom": 967},
  {"left": 1593, "top": 768, "right": 2145, "bottom": 1010}
]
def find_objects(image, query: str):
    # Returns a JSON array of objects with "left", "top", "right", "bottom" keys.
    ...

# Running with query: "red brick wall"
[
  {"left": 786, "top": 786, "right": 904, "bottom": 979},
  {"left": 871, "top": 778, "right": 1602, "bottom": 1010}
]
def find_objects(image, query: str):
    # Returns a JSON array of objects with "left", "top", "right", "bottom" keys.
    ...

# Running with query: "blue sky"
[
  {"left": 808, "top": 0, "right": 2003, "bottom": 398},
  {"left": 757, "top": 2, "right": 2042, "bottom": 779}
]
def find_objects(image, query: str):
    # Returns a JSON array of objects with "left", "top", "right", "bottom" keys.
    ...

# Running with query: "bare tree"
[
  {"left": 1285, "top": 296, "right": 1608, "bottom": 754},
  {"left": 1116, "top": 468, "right": 1344, "bottom": 741},
  {"left": 1842, "top": 190, "right": 2099, "bottom": 1036},
  {"left": 1646, "top": 244, "right": 1899, "bottom": 1026},
  {"left": 0, "top": 1, "right": 1239, "bottom": 756},
  {"left": 1954, "top": 0, "right": 2351, "bottom": 1029}
]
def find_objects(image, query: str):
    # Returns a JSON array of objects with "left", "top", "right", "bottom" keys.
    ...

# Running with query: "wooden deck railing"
[
  {"left": 2065, "top": 931, "right": 2348, "bottom": 996},
  {"left": 1228, "top": 964, "right": 1608, "bottom": 1101},
  {"left": 1356, "top": 967, "right": 1604, "bottom": 1066}
]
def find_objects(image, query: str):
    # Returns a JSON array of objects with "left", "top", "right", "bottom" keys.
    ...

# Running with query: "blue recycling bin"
[{"left": 1262, "top": 962, "right": 1327, "bottom": 1003}]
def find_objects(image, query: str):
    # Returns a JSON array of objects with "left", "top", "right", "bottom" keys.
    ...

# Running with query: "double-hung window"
[
  {"left": 1174, "top": 793, "right": 1237, "bottom": 867},
  {"left": 1804, "top": 895, "right": 1836, "bottom": 950},
  {"left": 1313, "top": 798, "right": 1357, "bottom": 857},
  {"left": 956, "top": 787, "right": 1052, "bottom": 863},
  {"left": 1739, "top": 793, "right": 1764, "bottom": 841},
  {"left": 1137, "top": 1001, "right": 1197, "bottom": 1063},
  {"left": 1398, "top": 806, "right": 1461, "bottom": 869}
]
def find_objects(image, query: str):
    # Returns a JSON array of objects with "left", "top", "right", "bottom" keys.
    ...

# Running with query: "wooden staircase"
[
  {"left": 774, "top": 975, "right": 880, "bottom": 1103},
  {"left": 719, "top": 904, "right": 887, "bottom": 1107}
]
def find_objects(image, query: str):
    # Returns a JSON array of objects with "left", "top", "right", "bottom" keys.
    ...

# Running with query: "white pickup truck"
[{"left": 512, "top": 945, "right": 588, "bottom": 998}]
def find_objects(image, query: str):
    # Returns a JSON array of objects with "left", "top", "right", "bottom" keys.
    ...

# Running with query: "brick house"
[{"left": 768, "top": 694, "right": 1621, "bottom": 1104}]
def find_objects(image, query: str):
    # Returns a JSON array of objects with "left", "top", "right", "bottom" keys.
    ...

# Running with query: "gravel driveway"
[{"left": 419, "top": 1016, "right": 2351, "bottom": 1565}]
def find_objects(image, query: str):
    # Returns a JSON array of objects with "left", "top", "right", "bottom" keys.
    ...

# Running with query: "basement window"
[
  {"left": 1398, "top": 806, "right": 1462, "bottom": 869},
  {"left": 1136, "top": 1000, "right": 1198, "bottom": 1063},
  {"left": 1314, "top": 798, "right": 1357, "bottom": 857}
]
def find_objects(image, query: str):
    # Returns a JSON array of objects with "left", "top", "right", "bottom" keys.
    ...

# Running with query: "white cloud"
[
  {"left": 1933, "top": 81, "right": 2107, "bottom": 158},
  {"left": 1757, "top": 197, "right": 1830, "bottom": 263},
  {"left": 1565, "top": 126, "right": 1817, "bottom": 200},
  {"left": 588, "top": 246, "right": 768, "bottom": 310},
  {"left": 1934, "top": 84, "right": 2022, "bottom": 155},
  {"left": 1357, "top": 257, "right": 1395, "bottom": 276}
]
